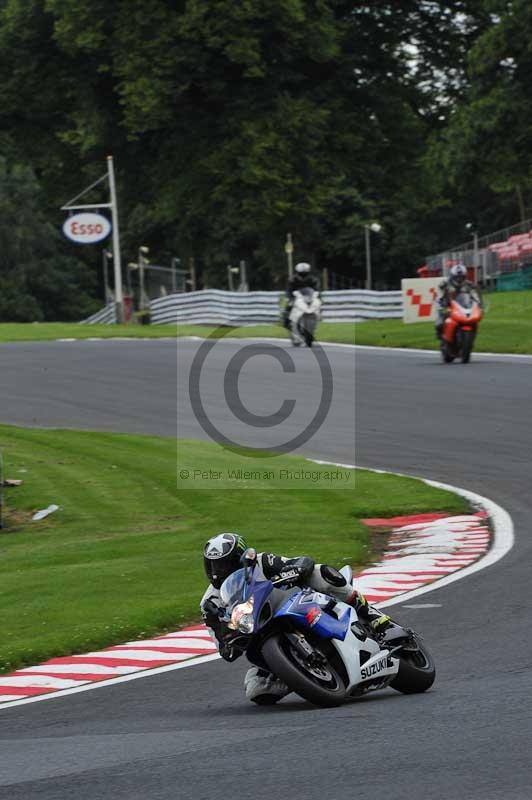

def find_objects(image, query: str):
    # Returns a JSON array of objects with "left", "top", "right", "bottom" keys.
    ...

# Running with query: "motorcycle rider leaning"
[
  {"left": 283, "top": 262, "right": 320, "bottom": 330},
  {"left": 200, "top": 532, "right": 391, "bottom": 705},
  {"left": 435, "top": 264, "right": 481, "bottom": 340}
]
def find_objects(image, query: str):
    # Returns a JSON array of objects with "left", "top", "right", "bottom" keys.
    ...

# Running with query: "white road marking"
[{"left": 51, "top": 334, "right": 532, "bottom": 361}]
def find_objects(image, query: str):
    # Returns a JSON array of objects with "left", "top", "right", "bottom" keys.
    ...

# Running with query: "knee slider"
[{"left": 319, "top": 564, "right": 347, "bottom": 588}]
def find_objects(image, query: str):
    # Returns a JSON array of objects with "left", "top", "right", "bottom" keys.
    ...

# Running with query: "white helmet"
[
  {"left": 295, "top": 262, "right": 311, "bottom": 274},
  {"left": 450, "top": 264, "right": 467, "bottom": 285}
]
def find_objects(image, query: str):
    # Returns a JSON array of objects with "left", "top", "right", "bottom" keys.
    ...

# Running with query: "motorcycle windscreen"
[
  {"left": 220, "top": 566, "right": 272, "bottom": 608},
  {"left": 220, "top": 568, "right": 247, "bottom": 608},
  {"left": 455, "top": 291, "right": 473, "bottom": 308}
]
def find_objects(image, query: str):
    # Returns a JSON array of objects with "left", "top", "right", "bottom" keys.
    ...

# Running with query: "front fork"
[{"left": 284, "top": 631, "right": 328, "bottom": 668}]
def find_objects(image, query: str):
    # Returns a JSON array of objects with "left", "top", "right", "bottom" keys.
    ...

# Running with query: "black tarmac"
[{"left": 1, "top": 338, "right": 531, "bottom": 800}]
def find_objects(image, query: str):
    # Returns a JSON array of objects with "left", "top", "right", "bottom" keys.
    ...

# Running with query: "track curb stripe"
[{"left": 0, "top": 467, "right": 513, "bottom": 710}]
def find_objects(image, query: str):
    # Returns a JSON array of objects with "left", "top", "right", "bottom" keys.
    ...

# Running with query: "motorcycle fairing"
[
  {"left": 443, "top": 297, "right": 482, "bottom": 344},
  {"left": 273, "top": 589, "right": 351, "bottom": 641}
]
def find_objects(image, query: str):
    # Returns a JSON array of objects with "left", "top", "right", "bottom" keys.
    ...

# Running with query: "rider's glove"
[
  {"left": 219, "top": 636, "right": 241, "bottom": 662},
  {"left": 202, "top": 599, "right": 225, "bottom": 634},
  {"left": 273, "top": 557, "right": 315, "bottom": 587}
]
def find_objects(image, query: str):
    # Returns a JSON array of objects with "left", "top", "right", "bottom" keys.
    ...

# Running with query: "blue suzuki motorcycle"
[{"left": 219, "top": 556, "right": 435, "bottom": 708}]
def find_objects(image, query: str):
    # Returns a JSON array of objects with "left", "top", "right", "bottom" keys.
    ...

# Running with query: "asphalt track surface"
[{"left": 1, "top": 339, "right": 531, "bottom": 800}]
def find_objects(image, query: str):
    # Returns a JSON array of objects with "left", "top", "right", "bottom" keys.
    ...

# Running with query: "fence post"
[{"left": 189, "top": 258, "right": 196, "bottom": 291}]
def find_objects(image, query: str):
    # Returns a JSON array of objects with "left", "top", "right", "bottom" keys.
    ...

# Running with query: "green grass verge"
[
  {"left": 0, "top": 322, "right": 178, "bottom": 341},
  {"left": 352, "top": 289, "right": 532, "bottom": 353},
  {"left": 0, "top": 426, "right": 467, "bottom": 672},
  {"left": 2, "top": 289, "right": 531, "bottom": 352}
]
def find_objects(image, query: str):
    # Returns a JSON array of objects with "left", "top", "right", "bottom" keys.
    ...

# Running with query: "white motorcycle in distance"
[{"left": 289, "top": 287, "right": 322, "bottom": 347}]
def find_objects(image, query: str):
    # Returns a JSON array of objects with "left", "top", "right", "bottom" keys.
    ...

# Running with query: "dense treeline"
[{"left": 0, "top": 1, "right": 530, "bottom": 318}]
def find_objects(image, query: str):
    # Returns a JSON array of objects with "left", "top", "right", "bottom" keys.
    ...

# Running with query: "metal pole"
[
  {"left": 482, "top": 250, "right": 488, "bottom": 286},
  {"left": 107, "top": 156, "right": 124, "bottom": 323},
  {"left": 239, "top": 260, "right": 248, "bottom": 291},
  {"left": 139, "top": 249, "right": 146, "bottom": 311},
  {"left": 171, "top": 258, "right": 178, "bottom": 293},
  {"left": 364, "top": 225, "right": 372, "bottom": 290},
  {"left": 286, "top": 233, "right": 293, "bottom": 278},
  {"left": 227, "top": 265, "right": 234, "bottom": 292},
  {"left": 102, "top": 250, "right": 109, "bottom": 303},
  {"left": 189, "top": 257, "right": 196, "bottom": 291},
  {"left": 473, "top": 232, "right": 479, "bottom": 285}
]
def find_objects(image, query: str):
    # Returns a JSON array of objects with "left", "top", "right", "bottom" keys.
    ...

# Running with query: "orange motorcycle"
[{"left": 441, "top": 290, "right": 483, "bottom": 364}]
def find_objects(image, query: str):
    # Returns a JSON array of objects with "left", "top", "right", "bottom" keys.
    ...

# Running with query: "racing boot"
[
  {"left": 244, "top": 668, "right": 290, "bottom": 705},
  {"left": 347, "top": 590, "right": 391, "bottom": 634}
]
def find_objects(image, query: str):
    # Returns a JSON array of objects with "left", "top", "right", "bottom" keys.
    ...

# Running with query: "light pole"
[
  {"left": 285, "top": 233, "right": 294, "bottom": 279},
  {"left": 138, "top": 246, "right": 149, "bottom": 310},
  {"left": 227, "top": 265, "right": 239, "bottom": 291},
  {"left": 171, "top": 257, "right": 181, "bottom": 293},
  {"left": 466, "top": 222, "right": 480, "bottom": 284},
  {"left": 102, "top": 249, "right": 113, "bottom": 303},
  {"left": 239, "top": 260, "right": 248, "bottom": 291},
  {"left": 364, "top": 222, "right": 382, "bottom": 290}
]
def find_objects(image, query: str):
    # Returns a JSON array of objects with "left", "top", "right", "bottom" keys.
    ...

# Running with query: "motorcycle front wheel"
[
  {"left": 440, "top": 341, "right": 454, "bottom": 363},
  {"left": 290, "top": 330, "right": 302, "bottom": 347},
  {"left": 389, "top": 633, "right": 436, "bottom": 694},
  {"left": 302, "top": 328, "right": 314, "bottom": 347},
  {"left": 262, "top": 633, "right": 346, "bottom": 707},
  {"left": 461, "top": 329, "right": 474, "bottom": 363}
]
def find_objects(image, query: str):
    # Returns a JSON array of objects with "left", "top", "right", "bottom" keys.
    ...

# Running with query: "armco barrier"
[
  {"left": 80, "top": 303, "right": 117, "bottom": 325},
  {"left": 149, "top": 289, "right": 402, "bottom": 326}
]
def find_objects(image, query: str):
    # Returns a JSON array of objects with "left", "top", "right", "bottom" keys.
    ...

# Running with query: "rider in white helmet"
[
  {"left": 283, "top": 262, "right": 319, "bottom": 329},
  {"left": 435, "top": 264, "right": 480, "bottom": 339}
]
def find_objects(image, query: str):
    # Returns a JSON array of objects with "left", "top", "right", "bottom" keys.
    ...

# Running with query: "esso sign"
[{"left": 63, "top": 212, "right": 111, "bottom": 244}]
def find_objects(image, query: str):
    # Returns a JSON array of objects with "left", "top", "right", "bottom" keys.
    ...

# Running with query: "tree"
[
  {"left": 0, "top": 0, "right": 510, "bottom": 297},
  {"left": 0, "top": 158, "right": 98, "bottom": 321},
  {"left": 426, "top": 0, "right": 532, "bottom": 239}
]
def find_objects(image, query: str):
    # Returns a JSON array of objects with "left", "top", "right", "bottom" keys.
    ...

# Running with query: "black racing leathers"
[{"left": 286, "top": 273, "right": 319, "bottom": 299}]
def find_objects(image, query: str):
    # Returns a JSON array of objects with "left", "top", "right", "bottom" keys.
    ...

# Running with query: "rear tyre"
[
  {"left": 461, "top": 330, "right": 474, "bottom": 363},
  {"left": 262, "top": 633, "right": 346, "bottom": 708},
  {"left": 390, "top": 634, "right": 436, "bottom": 694}
]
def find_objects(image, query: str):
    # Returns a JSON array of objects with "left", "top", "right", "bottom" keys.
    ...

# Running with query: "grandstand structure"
[{"left": 421, "top": 217, "right": 532, "bottom": 289}]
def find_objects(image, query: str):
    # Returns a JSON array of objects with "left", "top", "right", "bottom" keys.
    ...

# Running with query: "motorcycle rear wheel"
[
  {"left": 262, "top": 633, "right": 346, "bottom": 707},
  {"left": 390, "top": 634, "right": 436, "bottom": 694}
]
